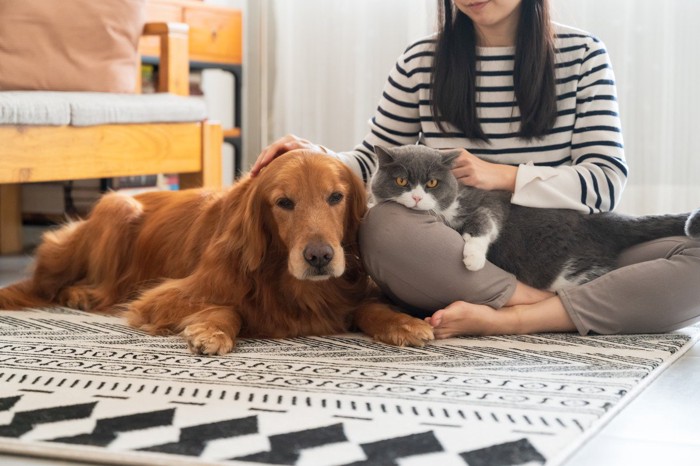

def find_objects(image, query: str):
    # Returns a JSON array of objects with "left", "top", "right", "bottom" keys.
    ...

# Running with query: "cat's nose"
[{"left": 412, "top": 194, "right": 422, "bottom": 204}]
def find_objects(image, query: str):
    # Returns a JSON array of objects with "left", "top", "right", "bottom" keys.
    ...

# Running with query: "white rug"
[{"left": 0, "top": 308, "right": 697, "bottom": 466}]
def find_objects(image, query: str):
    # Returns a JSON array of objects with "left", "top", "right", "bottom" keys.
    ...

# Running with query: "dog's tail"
[
  {"left": 0, "top": 279, "right": 51, "bottom": 309},
  {"left": 0, "top": 220, "right": 88, "bottom": 311}
]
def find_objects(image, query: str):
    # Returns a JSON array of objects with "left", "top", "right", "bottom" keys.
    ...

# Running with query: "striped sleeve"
[
  {"left": 511, "top": 38, "right": 627, "bottom": 213},
  {"left": 335, "top": 44, "right": 424, "bottom": 184}
]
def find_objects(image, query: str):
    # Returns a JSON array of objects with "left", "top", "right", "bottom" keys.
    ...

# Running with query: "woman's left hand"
[{"left": 450, "top": 149, "right": 518, "bottom": 192}]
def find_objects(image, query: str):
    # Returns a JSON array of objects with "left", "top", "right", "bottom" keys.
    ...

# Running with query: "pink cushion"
[{"left": 0, "top": 0, "right": 146, "bottom": 93}]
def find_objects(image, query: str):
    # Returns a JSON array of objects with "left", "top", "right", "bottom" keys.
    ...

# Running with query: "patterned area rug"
[{"left": 0, "top": 308, "right": 697, "bottom": 466}]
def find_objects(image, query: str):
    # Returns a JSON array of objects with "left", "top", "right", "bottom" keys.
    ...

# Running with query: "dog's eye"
[
  {"left": 276, "top": 197, "right": 295, "bottom": 210},
  {"left": 396, "top": 177, "right": 408, "bottom": 187},
  {"left": 328, "top": 192, "right": 344, "bottom": 205},
  {"left": 426, "top": 179, "right": 439, "bottom": 188}
]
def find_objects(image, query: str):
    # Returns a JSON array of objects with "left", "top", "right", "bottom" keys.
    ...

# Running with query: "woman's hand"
[
  {"left": 450, "top": 149, "right": 518, "bottom": 192},
  {"left": 251, "top": 134, "right": 330, "bottom": 177}
]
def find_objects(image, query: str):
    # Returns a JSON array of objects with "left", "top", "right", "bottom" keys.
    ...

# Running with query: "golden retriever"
[{"left": 0, "top": 151, "right": 433, "bottom": 354}]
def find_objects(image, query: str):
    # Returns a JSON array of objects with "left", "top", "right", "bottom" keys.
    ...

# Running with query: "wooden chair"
[{"left": 0, "top": 23, "right": 222, "bottom": 254}]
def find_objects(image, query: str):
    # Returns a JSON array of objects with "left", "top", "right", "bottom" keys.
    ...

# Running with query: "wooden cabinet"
[
  {"left": 140, "top": 0, "right": 242, "bottom": 65},
  {"left": 185, "top": 7, "right": 242, "bottom": 64}
]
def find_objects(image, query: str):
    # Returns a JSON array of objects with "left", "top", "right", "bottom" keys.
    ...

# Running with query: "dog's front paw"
[
  {"left": 373, "top": 316, "right": 434, "bottom": 347},
  {"left": 58, "top": 285, "right": 100, "bottom": 311},
  {"left": 182, "top": 323, "right": 235, "bottom": 356}
]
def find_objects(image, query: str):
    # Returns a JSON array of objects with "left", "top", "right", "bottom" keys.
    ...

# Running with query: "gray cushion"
[
  {"left": 0, "top": 91, "right": 70, "bottom": 125},
  {"left": 0, "top": 91, "right": 207, "bottom": 126}
]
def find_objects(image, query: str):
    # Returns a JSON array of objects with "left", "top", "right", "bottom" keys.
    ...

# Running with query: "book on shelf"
[
  {"left": 141, "top": 64, "right": 157, "bottom": 94},
  {"left": 141, "top": 65, "right": 203, "bottom": 96}
]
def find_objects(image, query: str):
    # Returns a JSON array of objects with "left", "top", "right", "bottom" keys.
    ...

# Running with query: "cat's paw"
[
  {"left": 463, "top": 252, "right": 487, "bottom": 271},
  {"left": 462, "top": 235, "right": 488, "bottom": 271}
]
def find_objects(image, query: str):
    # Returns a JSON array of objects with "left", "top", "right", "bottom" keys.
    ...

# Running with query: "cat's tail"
[
  {"left": 589, "top": 209, "right": 700, "bottom": 251},
  {"left": 685, "top": 208, "right": 700, "bottom": 239}
]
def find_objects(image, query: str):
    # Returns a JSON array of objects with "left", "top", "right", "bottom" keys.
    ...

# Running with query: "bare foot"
[
  {"left": 425, "top": 301, "right": 518, "bottom": 339},
  {"left": 426, "top": 296, "right": 576, "bottom": 339}
]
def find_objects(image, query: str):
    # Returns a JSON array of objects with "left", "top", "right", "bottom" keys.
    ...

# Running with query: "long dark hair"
[{"left": 430, "top": 0, "right": 557, "bottom": 141}]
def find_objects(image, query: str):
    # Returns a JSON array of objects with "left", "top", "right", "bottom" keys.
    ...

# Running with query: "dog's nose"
[{"left": 304, "top": 243, "right": 334, "bottom": 268}]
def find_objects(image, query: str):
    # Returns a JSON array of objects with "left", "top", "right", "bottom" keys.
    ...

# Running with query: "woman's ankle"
[
  {"left": 506, "top": 282, "right": 555, "bottom": 306},
  {"left": 505, "top": 297, "right": 576, "bottom": 334}
]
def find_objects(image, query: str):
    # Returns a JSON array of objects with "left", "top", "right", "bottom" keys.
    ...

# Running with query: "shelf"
[
  {"left": 139, "top": 0, "right": 243, "bottom": 177},
  {"left": 223, "top": 128, "right": 241, "bottom": 139}
]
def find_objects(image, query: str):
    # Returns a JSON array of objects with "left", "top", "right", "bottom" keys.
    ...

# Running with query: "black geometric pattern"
[
  {"left": 51, "top": 409, "right": 175, "bottom": 446},
  {"left": 0, "top": 402, "right": 97, "bottom": 438},
  {"left": 460, "top": 438, "right": 546, "bottom": 466},
  {"left": 0, "top": 393, "right": 547, "bottom": 466},
  {"left": 0, "top": 308, "right": 697, "bottom": 466},
  {"left": 142, "top": 416, "right": 258, "bottom": 456},
  {"left": 346, "top": 431, "right": 444, "bottom": 466},
  {"left": 236, "top": 423, "right": 347, "bottom": 464}
]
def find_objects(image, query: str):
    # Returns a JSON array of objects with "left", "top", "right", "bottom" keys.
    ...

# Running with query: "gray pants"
[{"left": 359, "top": 201, "right": 700, "bottom": 335}]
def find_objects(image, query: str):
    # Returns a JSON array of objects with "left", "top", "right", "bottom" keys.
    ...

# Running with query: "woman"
[{"left": 253, "top": 0, "right": 700, "bottom": 338}]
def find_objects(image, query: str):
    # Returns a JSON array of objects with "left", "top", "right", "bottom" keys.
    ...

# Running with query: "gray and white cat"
[{"left": 371, "top": 145, "right": 700, "bottom": 291}]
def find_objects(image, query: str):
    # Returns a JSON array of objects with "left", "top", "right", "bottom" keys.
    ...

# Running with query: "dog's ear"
[
  {"left": 342, "top": 165, "right": 368, "bottom": 248},
  {"left": 210, "top": 177, "right": 267, "bottom": 273},
  {"left": 237, "top": 182, "right": 267, "bottom": 272}
]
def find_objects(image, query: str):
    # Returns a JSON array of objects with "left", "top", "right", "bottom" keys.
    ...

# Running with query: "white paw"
[
  {"left": 462, "top": 234, "right": 489, "bottom": 271},
  {"left": 463, "top": 251, "right": 487, "bottom": 271}
]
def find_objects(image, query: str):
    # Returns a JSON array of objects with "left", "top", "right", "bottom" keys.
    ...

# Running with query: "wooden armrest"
[{"left": 142, "top": 22, "right": 190, "bottom": 96}]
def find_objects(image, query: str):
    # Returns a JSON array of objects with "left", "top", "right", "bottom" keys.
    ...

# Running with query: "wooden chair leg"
[
  {"left": 0, "top": 184, "right": 23, "bottom": 254},
  {"left": 180, "top": 120, "right": 223, "bottom": 190}
]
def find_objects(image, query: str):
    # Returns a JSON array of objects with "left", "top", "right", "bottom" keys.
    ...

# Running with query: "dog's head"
[{"left": 234, "top": 151, "right": 367, "bottom": 281}]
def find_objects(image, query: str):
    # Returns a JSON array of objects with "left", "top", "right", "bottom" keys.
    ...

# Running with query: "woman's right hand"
[{"left": 251, "top": 134, "right": 328, "bottom": 177}]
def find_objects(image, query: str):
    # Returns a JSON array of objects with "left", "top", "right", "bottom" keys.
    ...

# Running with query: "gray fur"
[
  {"left": 371, "top": 145, "right": 698, "bottom": 291},
  {"left": 686, "top": 209, "right": 700, "bottom": 238}
]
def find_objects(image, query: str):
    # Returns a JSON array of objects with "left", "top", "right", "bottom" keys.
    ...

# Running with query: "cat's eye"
[
  {"left": 395, "top": 177, "right": 408, "bottom": 187},
  {"left": 426, "top": 179, "right": 439, "bottom": 188}
]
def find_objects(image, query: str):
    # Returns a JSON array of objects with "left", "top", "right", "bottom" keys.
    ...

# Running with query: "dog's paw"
[
  {"left": 58, "top": 286, "right": 99, "bottom": 311},
  {"left": 373, "top": 316, "right": 434, "bottom": 347},
  {"left": 182, "top": 323, "right": 235, "bottom": 356}
]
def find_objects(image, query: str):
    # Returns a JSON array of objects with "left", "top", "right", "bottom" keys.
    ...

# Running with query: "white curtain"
[
  {"left": 263, "top": 0, "right": 436, "bottom": 152},
  {"left": 261, "top": 0, "right": 699, "bottom": 215}
]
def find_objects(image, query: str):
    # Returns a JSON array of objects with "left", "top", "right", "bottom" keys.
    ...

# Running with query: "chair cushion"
[
  {"left": 0, "top": 92, "right": 208, "bottom": 126},
  {"left": 0, "top": 92, "right": 70, "bottom": 125},
  {"left": 0, "top": 0, "right": 146, "bottom": 93}
]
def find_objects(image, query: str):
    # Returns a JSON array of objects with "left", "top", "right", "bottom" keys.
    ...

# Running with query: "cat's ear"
[
  {"left": 440, "top": 149, "right": 462, "bottom": 168},
  {"left": 373, "top": 145, "right": 395, "bottom": 166}
]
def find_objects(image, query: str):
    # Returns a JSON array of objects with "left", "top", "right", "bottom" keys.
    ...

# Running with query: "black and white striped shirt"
[{"left": 336, "top": 23, "right": 626, "bottom": 213}]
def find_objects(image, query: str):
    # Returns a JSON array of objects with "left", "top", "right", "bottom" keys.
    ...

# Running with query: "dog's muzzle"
[{"left": 301, "top": 242, "right": 341, "bottom": 280}]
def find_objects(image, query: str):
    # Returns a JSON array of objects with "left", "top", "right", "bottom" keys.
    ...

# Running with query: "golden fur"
[{"left": 0, "top": 151, "right": 433, "bottom": 354}]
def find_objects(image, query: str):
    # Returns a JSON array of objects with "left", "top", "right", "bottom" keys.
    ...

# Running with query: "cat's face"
[{"left": 371, "top": 145, "right": 461, "bottom": 212}]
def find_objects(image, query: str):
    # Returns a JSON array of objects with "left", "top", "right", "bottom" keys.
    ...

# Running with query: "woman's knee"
[
  {"left": 617, "top": 236, "right": 700, "bottom": 267},
  {"left": 359, "top": 202, "right": 515, "bottom": 313}
]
